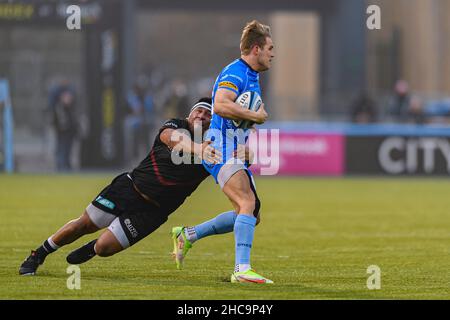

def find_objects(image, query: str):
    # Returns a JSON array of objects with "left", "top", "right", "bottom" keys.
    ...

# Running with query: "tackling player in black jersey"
[{"left": 19, "top": 97, "right": 221, "bottom": 275}]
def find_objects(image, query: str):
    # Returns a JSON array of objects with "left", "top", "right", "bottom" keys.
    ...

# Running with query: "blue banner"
[{"left": 0, "top": 79, "right": 14, "bottom": 173}]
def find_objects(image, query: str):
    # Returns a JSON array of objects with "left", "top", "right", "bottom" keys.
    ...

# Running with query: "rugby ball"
[{"left": 233, "top": 91, "right": 262, "bottom": 129}]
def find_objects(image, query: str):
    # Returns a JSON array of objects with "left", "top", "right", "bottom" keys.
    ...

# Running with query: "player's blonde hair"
[{"left": 240, "top": 20, "right": 272, "bottom": 55}]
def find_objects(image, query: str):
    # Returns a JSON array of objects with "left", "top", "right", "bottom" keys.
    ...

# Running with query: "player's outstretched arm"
[
  {"left": 160, "top": 128, "right": 222, "bottom": 164},
  {"left": 214, "top": 89, "right": 268, "bottom": 124}
]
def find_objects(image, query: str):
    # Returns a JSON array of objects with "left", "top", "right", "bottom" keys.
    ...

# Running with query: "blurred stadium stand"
[{"left": 0, "top": 0, "right": 449, "bottom": 174}]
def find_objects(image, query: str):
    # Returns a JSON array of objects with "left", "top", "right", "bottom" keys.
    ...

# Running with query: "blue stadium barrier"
[{"left": 0, "top": 79, "right": 14, "bottom": 173}]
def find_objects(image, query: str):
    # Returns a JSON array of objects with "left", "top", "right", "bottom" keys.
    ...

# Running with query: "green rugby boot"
[
  {"left": 231, "top": 269, "right": 274, "bottom": 284},
  {"left": 171, "top": 226, "right": 192, "bottom": 270}
]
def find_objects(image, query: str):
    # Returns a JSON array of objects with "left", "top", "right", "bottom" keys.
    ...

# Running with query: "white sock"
[
  {"left": 47, "top": 236, "right": 60, "bottom": 250},
  {"left": 235, "top": 264, "right": 251, "bottom": 272},
  {"left": 184, "top": 227, "right": 198, "bottom": 243}
]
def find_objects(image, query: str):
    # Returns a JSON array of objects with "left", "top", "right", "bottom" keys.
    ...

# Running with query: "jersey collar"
[{"left": 239, "top": 58, "right": 259, "bottom": 74}]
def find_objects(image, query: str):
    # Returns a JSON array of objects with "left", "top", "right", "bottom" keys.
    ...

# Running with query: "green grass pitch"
[{"left": 1, "top": 174, "right": 449, "bottom": 299}]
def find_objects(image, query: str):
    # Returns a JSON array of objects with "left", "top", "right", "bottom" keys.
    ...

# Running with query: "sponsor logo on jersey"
[
  {"left": 164, "top": 122, "right": 178, "bottom": 129},
  {"left": 95, "top": 196, "right": 115, "bottom": 210},
  {"left": 218, "top": 81, "right": 238, "bottom": 91},
  {"left": 124, "top": 218, "right": 138, "bottom": 238}
]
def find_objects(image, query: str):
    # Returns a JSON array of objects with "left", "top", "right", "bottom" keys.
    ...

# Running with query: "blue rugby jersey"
[{"left": 206, "top": 58, "right": 262, "bottom": 160}]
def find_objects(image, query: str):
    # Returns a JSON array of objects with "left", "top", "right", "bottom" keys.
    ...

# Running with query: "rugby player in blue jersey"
[{"left": 172, "top": 20, "right": 274, "bottom": 284}]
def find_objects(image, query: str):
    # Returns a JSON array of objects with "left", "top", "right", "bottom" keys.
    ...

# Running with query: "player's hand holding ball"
[{"left": 253, "top": 102, "right": 268, "bottom": 125}]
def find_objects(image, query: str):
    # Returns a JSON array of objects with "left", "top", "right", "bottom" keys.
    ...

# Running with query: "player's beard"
[{"left": 198, "top": 119, "right": 211, "bottom": 132}]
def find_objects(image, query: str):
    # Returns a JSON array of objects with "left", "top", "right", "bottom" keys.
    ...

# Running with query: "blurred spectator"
[
  {"left": 123, "top": 76, "right": 154, "bottom": 165},
  {"left": 164, "top": 79, "right": 189, "bottom": 119},
  {"left": 389, "top": 80, "right": 411, "bottom": 122},
  {"left": 49, "top": 81, "right": 78, "bottom": 172},
  {"left": 350, "top": 92, "right": 377, "bottom": 123},
  {"left": 196, "top": 76, "right": 214, "bottom": 98},
  {"left": 406, "top": 95, "right": 425, "bottom": 125}
]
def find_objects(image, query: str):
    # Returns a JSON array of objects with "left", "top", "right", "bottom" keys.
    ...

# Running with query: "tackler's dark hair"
[{"left": 197, "top": 97, "right": 212, "bottom": 105}]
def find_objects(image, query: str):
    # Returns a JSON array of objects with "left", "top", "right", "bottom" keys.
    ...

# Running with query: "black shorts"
[{"left": 88, "top": 173, "right": 169, "bottom": 247}]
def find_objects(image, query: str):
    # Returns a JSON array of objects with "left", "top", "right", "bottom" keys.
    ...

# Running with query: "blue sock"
[
  {"left": 234, "top": 214, "right": 257, "bottom": 269},
  {"left": 191, "top": 211, "right": 237, "bottom": 242}
]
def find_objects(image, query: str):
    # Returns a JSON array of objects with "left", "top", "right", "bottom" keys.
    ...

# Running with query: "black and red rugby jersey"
[{"left": 130, "top": 118, "right": 210, "bottom": 209}]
